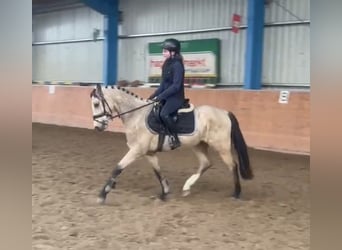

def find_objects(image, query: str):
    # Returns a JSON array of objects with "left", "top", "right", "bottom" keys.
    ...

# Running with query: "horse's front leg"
[{"left": 97, "top": 148, "right": 142, "bottom": 204}]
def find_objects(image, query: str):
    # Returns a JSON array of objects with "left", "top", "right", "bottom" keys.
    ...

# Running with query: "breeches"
[{"left": 159, "top": 101, "right": 180, "bottom": 131}]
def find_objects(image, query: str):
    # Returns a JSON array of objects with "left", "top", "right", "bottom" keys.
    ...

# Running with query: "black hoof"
[
  {"left": 232, "top": 192, "right": 241, "bottom": 199},
  {"left": 159, "top": 193, "right": 168, "bottom": 201},
  {"left": 98, "top": 189, "right": 108, "bottom": 204}
]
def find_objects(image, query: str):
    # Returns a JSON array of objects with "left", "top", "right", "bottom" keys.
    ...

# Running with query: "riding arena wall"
[{"left": 32, "top": 85, "right": 310, "bottom": 155}]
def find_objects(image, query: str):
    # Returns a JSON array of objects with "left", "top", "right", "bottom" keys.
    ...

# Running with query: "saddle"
[{"left": 146, "top": 99, "right": 196, "bottom": 151}]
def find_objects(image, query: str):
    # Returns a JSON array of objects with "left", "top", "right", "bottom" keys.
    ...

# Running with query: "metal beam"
[
  {"left": 244, "top": 0, "right": 265, "bottom": 90},
  {"left": 81, "top": 0, "right": 109, "bottom": 15},
  {"left": 32, "top": 20, "right": 310, "bottom": 45},
  {"left": 103, "top": 13, "right": 118, "bottom": 85},
  {"left": 82, "top": 0, "right": 118, "bottom": 85}
]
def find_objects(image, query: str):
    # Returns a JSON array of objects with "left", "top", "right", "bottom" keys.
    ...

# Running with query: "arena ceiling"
[{"left": 32, "top": 0, "right": 84, "bottom": 14}]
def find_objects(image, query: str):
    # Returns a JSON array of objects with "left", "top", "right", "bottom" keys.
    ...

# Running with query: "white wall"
[
  {"left": 32, "top": 0, "right": 310, "bottom": 86},
  {"left": 32, "top": 7, "right": 104, "bottom": 82},
  {"left": 263, "top": 0, "right": 310, "bottom": 85},
  {"left": 118, "top": 0, "right": 247, "bottom": 85}
]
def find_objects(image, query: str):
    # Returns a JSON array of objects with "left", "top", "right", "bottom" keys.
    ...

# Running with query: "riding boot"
[
  {"left": 169, "top": 133, "right": 181, "bottom": 150},
  {"left": 164, "top": 115, "right": 181, "bottom": 150}
]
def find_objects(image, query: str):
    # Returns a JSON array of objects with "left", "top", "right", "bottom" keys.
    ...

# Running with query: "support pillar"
[
  {"left": 82, "top": 0, "right": 118, "bottom": 86},
  {"left": 244, "top": 0, "right": 265, "bottom": 89}
]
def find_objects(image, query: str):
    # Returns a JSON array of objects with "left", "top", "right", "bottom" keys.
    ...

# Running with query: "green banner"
[{"left": 148, "top": 38, "right": 220, "bottom": 87}]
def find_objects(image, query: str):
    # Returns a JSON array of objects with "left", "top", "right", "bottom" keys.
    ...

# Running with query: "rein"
[{"left": 109, "top": 101, "right": 155, "bottom": 120}]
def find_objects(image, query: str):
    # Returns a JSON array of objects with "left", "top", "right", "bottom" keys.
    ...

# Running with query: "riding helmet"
[{"left": 162, "top": 38, "right": 181, "bottom": 53}]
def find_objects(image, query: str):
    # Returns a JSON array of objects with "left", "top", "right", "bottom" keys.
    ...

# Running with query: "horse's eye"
[{"left": 94, "top": 102, "right": 100, "bottom": 108}]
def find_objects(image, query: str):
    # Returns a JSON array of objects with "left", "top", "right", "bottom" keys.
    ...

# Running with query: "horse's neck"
[{"left": 109, "top": 88, "right": 148, "bottom": 125}]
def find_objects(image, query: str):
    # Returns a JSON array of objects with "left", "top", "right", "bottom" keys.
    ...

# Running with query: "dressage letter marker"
[
  {"left": 49, "top": 85, "right": 55, "bottom": 94},
  {"left": 278, "top": 91, "right": 290, "bottom": 104}
]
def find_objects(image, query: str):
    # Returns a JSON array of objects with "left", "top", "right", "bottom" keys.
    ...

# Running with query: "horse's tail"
[{"left": 228, "top": 112, "right": 254, "bottom": 180}]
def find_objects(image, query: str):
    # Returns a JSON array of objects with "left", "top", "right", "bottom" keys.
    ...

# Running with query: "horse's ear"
[
  {"left": 96, "top": 83, "right": 103, "bottom": 97},
  {"left": 90, "top": 89, "right": 96, "bottom": 98},
  {"left": 96, "top": 83, "right": 101, "bottom": 92}
]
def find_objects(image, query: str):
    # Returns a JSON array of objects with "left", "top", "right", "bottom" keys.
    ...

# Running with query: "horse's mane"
[
  {"left": 116, "top": 86, "right": 146, "bottom": 102},
  {"left": 100, "top": 84, "right": 148, "bottom": 103}
]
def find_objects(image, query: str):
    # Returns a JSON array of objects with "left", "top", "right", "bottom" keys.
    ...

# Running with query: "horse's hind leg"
[
  {"left": 182, "top": 142, "right": 211, "bottom": 197},
  {"left": 145, "top": 154, "right": 170, "bottom": 201},
  {"left": 218, "top": 150, "right": 241, "bottom": 198},
  {"left": 98, "top": 148, "right": 142, "bottom": 204},
  {"left": 232, "top": 161, "right": 241, "bottom": 198}
]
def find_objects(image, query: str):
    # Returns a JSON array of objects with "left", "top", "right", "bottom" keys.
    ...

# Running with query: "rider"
[{"left": 148, "top": 38, "right": 185, "bottom": 150}]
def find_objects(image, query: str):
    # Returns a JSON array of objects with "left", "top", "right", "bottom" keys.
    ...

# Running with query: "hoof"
[
  {"left": 159, "top": 193, "right": 168, "bottom": 201},
  {"left": 97, "top": 197, "right": 106, "bottom": 204},
  {"left": 231, "top": 192, "right": 240, "bottom": 199},
  {"left": 182, "top": 190, "right": 191, "bottom": 197}
]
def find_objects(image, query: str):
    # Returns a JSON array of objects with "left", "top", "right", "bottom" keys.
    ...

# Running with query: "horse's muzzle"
[{"left": 95, "top": 125, "right": 105, "bottom": 132}]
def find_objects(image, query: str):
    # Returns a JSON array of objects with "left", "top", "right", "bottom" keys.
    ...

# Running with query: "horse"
[{"left": 90, "top": 83, "right": 253, "bottom": 203}]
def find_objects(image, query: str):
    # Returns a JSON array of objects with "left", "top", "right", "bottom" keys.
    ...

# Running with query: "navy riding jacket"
[{"left": 150, "top": 57, "right": 185, "bottom": 111}]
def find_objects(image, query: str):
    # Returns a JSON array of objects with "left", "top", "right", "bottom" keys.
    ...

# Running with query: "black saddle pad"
[{"left": 146, "top": 106, "right": 195, "bottom": 135}]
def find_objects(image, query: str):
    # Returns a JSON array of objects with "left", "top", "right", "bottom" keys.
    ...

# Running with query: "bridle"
[
  {"left": 90, "top": 87, "right": 155, "bottom": 125},
  {"left": 92, "top": 95, "right": 114, "bottom": 123}
]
